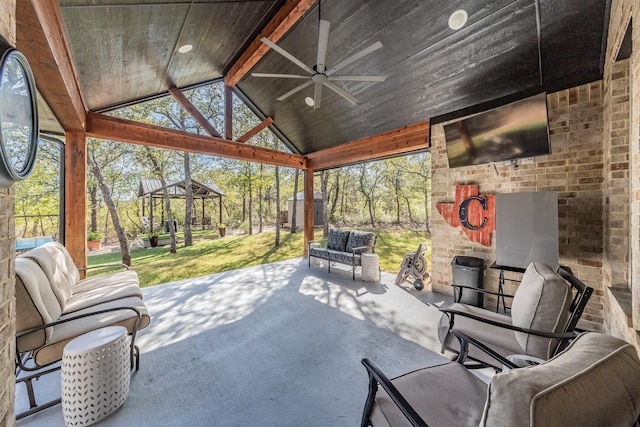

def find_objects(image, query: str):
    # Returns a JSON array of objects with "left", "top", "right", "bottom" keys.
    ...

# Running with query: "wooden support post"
[
  {"left": 225, "top": 85, "right": 233, "bottom": 140},
  {"left": 303, "top": 168, "right": 314, "bottom": 258},
  {"left": 64, "top": 131, "right": 87, "bottom": 277}
]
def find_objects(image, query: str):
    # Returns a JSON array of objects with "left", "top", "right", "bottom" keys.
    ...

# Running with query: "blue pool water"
[{"left": 15, "top": 236, "right": 54, "bottom": 251}]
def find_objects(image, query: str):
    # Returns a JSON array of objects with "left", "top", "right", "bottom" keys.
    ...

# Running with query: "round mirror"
[{"left": 0, "top": 44, "right": 38, "bottom": 188}]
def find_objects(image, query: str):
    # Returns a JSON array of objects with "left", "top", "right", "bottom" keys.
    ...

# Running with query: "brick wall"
[
  {"left": 602, "top": 58, "right": 630, "bottom": 290},
  {"left": 1, "top": 3, "right": 16, "bottom": 425},
  {"left": 431, "top": 82, "right": 605, "bottom": 331},
  {"left": 0, "top": 186, "right": 14, "bottom": 425}
]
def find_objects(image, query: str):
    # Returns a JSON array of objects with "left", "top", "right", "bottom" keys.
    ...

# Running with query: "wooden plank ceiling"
[{"left": 17, "top": 0, "right": 610, "bottom": 167}]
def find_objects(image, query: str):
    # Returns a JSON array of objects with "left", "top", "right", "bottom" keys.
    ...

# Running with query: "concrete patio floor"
[{"left": 16, "top": 258, "right": 453, "bottom": 426}]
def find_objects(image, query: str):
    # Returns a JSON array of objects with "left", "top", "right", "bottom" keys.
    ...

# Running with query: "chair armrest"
[
  {"left": 449, "top": 330, "right": 520, "bottom": 370},
  {"left": 351, "top": 245, "right": 376, "bottom": 254},
  {"left": 79, "top": 263, "right": 130, "bottom": 272},
  {"left": 361, "top": 358, "right": 428, "bottom": 427},
  {"left": 451, "top": 284, "right": 514, "bottom": 299},
  {"left": 440, "top": 306, "right": 579, "bottom": 340}
]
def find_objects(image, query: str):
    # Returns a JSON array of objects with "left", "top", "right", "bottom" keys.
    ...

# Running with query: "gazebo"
[{"left": 138, "top": 179, "right": 225, "bottom": 233}]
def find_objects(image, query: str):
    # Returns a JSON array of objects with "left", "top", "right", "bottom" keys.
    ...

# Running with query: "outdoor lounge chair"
[
  {"left": 361, "top": 332, "right": 640, "bottom": 426},
  {"left": 438, "top": 262, "right": 592, "bottom": 370},
  {"left": 439, "top": 263, "right": 593, "bottom": 370}
]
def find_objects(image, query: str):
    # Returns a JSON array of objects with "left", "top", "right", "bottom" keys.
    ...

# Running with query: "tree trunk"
[
  {"left": 321, "top": 170, "right": 329, "bottom": 237},
  {"left": 258, "top": 163, "right": 264, "bottom": 233},
  {"left": 145, "top": 147, "right": 177, "bottom": 253},
  {"left": 183, "top": 153, "right": 193, "bottom": 247},
  {"left": 291, "top": 169, "right": 299, "bottom": 233},
  {"left": 275, "top": 165, "right": 280, "bottom": 246},
  {"left": 248, "top": 173, "right": 253, "bottom": 235},
  {"left": 89, "top": 184, "right": 98, "bottom": 232},
  {"left": 329, "top": 172, "right": 340, "bottom": 222},
  {"left": 424, "top": 191, "right": 430, "bottom": 233},
  {"left": 87, "top": 152, "right": 132, "bottom": 266}
]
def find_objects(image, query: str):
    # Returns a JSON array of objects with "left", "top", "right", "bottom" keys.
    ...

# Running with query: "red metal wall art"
[{"left": 436, "top": 185, "right": 495, "bottom": 246}]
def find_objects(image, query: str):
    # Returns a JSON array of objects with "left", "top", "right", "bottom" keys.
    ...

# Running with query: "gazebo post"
[
  {"left": 219, "top": 196, "right": 223, "bottom": 226},
  {"left": 149, "top": 194, "right": 154, "bottom": 232}
]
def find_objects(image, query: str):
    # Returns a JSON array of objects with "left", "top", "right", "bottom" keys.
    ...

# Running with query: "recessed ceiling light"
[
  {"left": 178, "top": 44, "right": 193, "bottom": 53},
  {"left": 448, "top": 9, "right": 468, "bottom": 30},
  {"left": 304, "top": 97, "right": 315, "bottom": 107}
]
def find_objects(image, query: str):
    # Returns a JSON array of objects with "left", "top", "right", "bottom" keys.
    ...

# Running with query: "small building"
[{"left": 287, "top": 192, "right": 323, "bottom": 228}]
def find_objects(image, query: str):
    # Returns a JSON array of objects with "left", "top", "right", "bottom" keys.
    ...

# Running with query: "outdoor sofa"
[
  {"left": 14, "top": 241, "right": 150, "bottom": 419},
  {"left": 308, "top": 228, "right": 377, "bottom": 280}
]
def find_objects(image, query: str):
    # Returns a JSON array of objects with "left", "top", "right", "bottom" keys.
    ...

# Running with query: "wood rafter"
[
  {"left": 168, "top": 87, "right": 222, "bottom": 138},
  {"left": 86, "top": 112, "right": 306, "bottom": 169},
  {"left": 306, "top": 120, "right": 431, "bottom": 170},
  {"left": 236, "top": 117, "right": 274, "bottom": 143},
  {"left": 17, "top": 0, "right": 87, "bottom": 131},
  {"left": 224, "top": 0, "right": 316, "bottom": 87}
]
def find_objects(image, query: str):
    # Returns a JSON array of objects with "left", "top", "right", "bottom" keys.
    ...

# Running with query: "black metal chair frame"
[
  {"left": 441, "top": 266, "right": 593, "bottom": 370},
  {"left": 15, "top": 306, "right": 142, "bottom": 420}
]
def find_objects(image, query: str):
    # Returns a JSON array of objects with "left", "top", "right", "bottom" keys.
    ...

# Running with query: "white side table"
[
  {"left": 61, "top": 326, "right": 130, "bottom": 427},
  {"left": 362, "top": 253, "right": 380, "bottom": 282}
]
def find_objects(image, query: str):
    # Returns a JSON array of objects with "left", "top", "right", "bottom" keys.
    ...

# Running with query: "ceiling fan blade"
[
  {"left": 316, "top": 19, "right": 330, "bottom": 73},
  {"left": 328, "top": 75, "right": 387, "bottom": 82},
  {"left": 260, "top": 37, "right": 314, "bottom": 74},
  {"left": 326, "top": 41, "right": 383, "bottom": 76},
  {"left": 323, "top": 81, "right": 358, "bottom": 105},
  {"left": 314, "top": 82, "right": 323, "bottom": 109},
  {"left": 252, "top": 73, "right": 310, "bottom": 79},
  {"left": 276, "top": 80, "right": 314, "bottom": 101}
]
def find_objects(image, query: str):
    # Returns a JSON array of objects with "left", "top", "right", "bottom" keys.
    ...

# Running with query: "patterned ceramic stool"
[{"left": 61, "top": 326, "right": 130, "bottom": 426}]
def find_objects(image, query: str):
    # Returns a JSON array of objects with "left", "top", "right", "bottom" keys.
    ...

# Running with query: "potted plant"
[
  {"left": 217, "top": 223, "right": 226, "bottom": 237},
  {"left": 87, "top": 231, "right": 103, "bottom": 251},
  {"left": 146, "top": 231, "right": 159, "bottom": 247}
]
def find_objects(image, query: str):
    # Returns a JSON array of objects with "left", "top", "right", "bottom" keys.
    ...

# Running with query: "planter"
[
  {"left": 149, "top": 236, "right": 159, "bottom": 247},
  {"left": 218, "top": 227, "right": 226, "bottom": 237},
  {"left": 87, "top": 239, "right": 102, "bottom": 251}
]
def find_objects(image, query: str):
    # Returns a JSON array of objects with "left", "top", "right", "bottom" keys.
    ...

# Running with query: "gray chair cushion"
[
  {"left": 371, "top": 362, "right": 487, "bottom": 427},
  {"left": 481, "top": 332, "right": 640, "bottom": 427},
  {"left": 345, "top": 231, "right": 376, "bottom": 254},
  {"left": 511, "top": 262, "right": 572, "bottom": 359},
  {"left": 327, "top": 229, "right": 350, "bottom": 252}
]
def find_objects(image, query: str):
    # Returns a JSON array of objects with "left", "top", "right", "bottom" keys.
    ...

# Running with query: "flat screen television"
[{"left": 444, "top": 93, "right": 551, "bottom": 168}]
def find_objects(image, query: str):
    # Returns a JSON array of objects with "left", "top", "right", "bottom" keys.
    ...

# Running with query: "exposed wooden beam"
[
  {"left": 303, "top": 168, "right": 314, "bottom": 258},
  {"left": 236, "top": 117, "right": 274, "bottom": 143},
  {"left": 306, "top": 120, "right": 431, "bottom": 170},
  {"left": 168, "top": 87, "right": 222, "bottom": 138},
  {"left": 65, "top": 131, "right": 87, "bottom": 274},
  {"left": 224, "top": 85, "right": 233, "bottom": 140},
  {"left": 86, "top": 112, "right": 306, "bottom": 169},
  {"left": 17, "top": 0, "right": 87, "bottom": 131},
  {"left": 224, "top": 0, "right": 316, "bottom": 87}
]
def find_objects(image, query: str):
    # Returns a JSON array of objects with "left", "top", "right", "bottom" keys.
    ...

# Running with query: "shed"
[
  {"left": 287, "top": 192, "right": 323, "bottom": 228},
  {"left": 138, "top": 179, "right": 225, "bottom": 232}
]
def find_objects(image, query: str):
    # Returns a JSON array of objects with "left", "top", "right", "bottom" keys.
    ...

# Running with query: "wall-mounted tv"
[{"left": 444, "top": 93, "right": 551, "bottom": 168}]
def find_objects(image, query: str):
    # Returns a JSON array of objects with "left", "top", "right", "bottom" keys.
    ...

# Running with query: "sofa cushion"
[
  {"left": 327, "top": 229, "right": 350, "bottom": 252},
  {"left": 21, "top": 242, "right": 80, "bottom": 306},
  {"left": 481, "top": 332, "right": 640, "bottom": 426},
  {"left": 510, "top": 262, "right": 572, "bottom": 359},
  {"left": 15, "top": 258, "right": 63, "bottom": 352},
  {"left": 345, "top": 231, "right": 376, "bottom": 254}
]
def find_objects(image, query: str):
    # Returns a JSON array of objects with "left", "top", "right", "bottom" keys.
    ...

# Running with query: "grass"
[{"left": 88, "top": 228, "right": 431, "bottom": 287}]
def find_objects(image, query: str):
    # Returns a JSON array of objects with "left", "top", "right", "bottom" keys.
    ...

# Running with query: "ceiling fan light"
[
  {"left": 305, "top": 97, "right": 315, "bottom": 107},
  {"left": 448, "top": 10, "right": 468, "bottom": 30}
]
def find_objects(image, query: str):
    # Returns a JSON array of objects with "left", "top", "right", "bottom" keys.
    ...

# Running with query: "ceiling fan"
[{"left": 251, "top": 19, "right": 386, "bottom": 109}]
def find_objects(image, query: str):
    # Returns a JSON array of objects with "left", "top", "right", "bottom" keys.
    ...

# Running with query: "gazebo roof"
[{"left": 138, "top": 179, "right": 225, "bottom": 199}]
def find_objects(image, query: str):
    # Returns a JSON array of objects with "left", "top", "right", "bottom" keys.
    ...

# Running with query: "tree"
[
  {"left": 320, "top": 170, "right": 329, "bottom": 237},
  {"left": 88, "top": 142, "right": 132, "bottom": 265},
  {"left": 142, "top": 146, "right": 178, "bottom": 253},
  {"left": 291, "top": 169, "right": 299, "bottom": 233}
]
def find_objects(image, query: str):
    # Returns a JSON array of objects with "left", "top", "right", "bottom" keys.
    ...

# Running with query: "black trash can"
[{"left": 451, "top": 256, "right": 485, "bottom": 308}]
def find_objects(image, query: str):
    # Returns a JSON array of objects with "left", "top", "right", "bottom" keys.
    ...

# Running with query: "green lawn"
[{"left": 88, "top": 229, "right": 430, "bottom": 287}]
